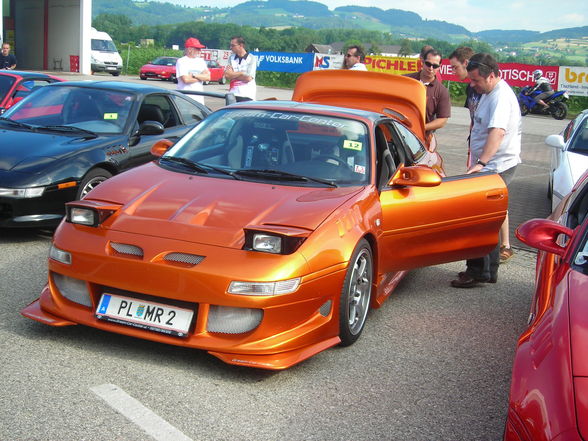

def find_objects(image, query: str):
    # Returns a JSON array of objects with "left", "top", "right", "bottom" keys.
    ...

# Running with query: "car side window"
[
  {"left": 391, "top": 121, "right": 426, "bottom": 163},
  {"left": 139, "top": 94, "right": 180, "bottom": 128},
  {"left": 14, "top": 79, "right": 54, "bottom": 100},
  {"left": 171, "top": 95, "right": 208, "bottom": 125}
]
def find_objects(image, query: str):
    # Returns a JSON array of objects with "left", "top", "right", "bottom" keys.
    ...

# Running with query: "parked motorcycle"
[{"left": 518, "top": 86, "right": 569, "bottom": 120}]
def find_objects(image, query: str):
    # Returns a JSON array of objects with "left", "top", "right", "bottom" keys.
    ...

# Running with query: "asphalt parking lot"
[{"left": 0, "top": 73, "right": 569, "bottom": 440}]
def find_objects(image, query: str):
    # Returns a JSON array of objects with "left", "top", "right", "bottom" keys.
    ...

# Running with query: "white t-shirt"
[
  {"left": 469, "top": 79, "right": 521, "bottom": 173},
  {"left": 349, "top": 63, "right": 367, "bottom": 71},
  {"left": 228, "top": 52, "right": 257, "bottom": 100},
  {"left": 176, "top": 55, "right": 208, "bottom": 104}
]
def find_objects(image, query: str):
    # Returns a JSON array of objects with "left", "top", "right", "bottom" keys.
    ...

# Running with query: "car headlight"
[
  {"left": 243, "top": 229, "right": 306, "bottom": 255},
  {"left": 0, "top": 187, "right": 45, "bottom": 198},
  {"left": 253, "top": 234, "right": 281, "bottom": 253},
  {"left": 66, "top": 202, "right": 119, "bottom": 227},
  {"left": 228, "top": 278, "right": 300, "bottom": 296}
]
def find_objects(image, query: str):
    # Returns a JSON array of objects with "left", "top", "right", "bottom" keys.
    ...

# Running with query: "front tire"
[
  {"left": 339, "top": 239, "right": 373, "bottom": 346},
  {"left": 219, "top": 76, "right": 226, "bottom": 85},
  {"left": 111, "top": 72, "right": 120, "bottom": 77},
  {"left": 77, "top": 168, "right": 113, "bottom": 199},
  {"left": 551, "top": 102, "right": 567, "bottom": 120}
]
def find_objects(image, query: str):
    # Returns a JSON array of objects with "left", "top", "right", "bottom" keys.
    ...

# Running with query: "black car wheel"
[
  {"left": 339, "top": 239, "right": 373, "bottom": 346},
  {"left": 77, "top": 168, "right": 113, "bottom": 199},
  {"left": 170, "top": 74, "right": 177, "bottom": 83},
  {"left": 219, "top": 76, "right": 226, "bottom": 85},
  {"left": 111, "top": 72, "right": 120, "bottom": 77},
  {"left": 140, "top": 75, "right": 147, "bottom": 80}
]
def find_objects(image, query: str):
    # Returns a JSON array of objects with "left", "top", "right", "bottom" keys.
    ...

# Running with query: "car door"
[
  {"left": 374, "top": 120, "right": 508, "bottom": 273},
  {"left": 128, "top": 93, "right": 208, "bottom": 168}
]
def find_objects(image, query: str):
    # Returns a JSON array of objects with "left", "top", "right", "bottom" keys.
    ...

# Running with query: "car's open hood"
[
  {"left": 87, "top": 163, "right": 363, "bottom": 248},
  {"left": 292, "top": 70, "right": 426, "bottom": 142}
]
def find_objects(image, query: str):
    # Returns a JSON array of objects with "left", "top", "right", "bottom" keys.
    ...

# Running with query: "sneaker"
[{"left": 500, "top": 246, "right": 514, "bottom": 263}]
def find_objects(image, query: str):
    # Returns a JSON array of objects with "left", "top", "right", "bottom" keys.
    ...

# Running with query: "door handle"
[{"left": 486, "top": 190, "right": 505, "bottom": 200}]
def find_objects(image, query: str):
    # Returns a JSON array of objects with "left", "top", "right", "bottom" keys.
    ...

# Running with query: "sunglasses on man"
[{"left": 424, "top": 61, "right": 440, "bottom": 69}]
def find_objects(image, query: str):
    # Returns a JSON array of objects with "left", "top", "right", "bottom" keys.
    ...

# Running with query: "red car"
[
  {"left": 204, "top": 59, "right": 226, "bottom": 85},
  {"left": 0, "top": 70, "right": 62, "bottom": 113},
  {"left": 506, "top": 170, "right": 588, "bottom": 441},
  {"left": 139, "top": 57, "right": 178, "bottom": 82}
]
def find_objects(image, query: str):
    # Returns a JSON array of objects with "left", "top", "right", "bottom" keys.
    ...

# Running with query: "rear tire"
[
  {"left": 339, "top": 239, "right": 373, "bottom": 346},
  {"left": 519, "top": 103, "right": 529, "bottom": 116},
  {"left": 77, "top": 168, "right": 113, "bottom": 199},
  {"left": 551, "top": 102, "right": 567, "bottom": 120},
  {"left": 170, "top": 74, "right": 177, "bottom": 83},
  {"left": 219, "top": 76, "right": 226, "bottom": 85}
]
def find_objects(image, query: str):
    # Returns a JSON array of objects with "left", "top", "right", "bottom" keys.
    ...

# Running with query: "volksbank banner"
[{"left": 253, "top": 52, "right": 314, "bottom": 73}]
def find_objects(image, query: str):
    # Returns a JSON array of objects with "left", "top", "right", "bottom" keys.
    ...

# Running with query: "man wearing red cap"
[{"left": 176, "top": 37, "right": 210, "bottom": 104}]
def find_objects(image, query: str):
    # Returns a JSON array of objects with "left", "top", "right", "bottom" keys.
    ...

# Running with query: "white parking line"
[{"left": 90, "top": 384, "right": 194, "bottom": 441}]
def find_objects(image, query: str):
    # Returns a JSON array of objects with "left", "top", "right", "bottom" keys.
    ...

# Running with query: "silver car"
[{"left": 546, "top": 109, "right": 588, "bottom": 211}]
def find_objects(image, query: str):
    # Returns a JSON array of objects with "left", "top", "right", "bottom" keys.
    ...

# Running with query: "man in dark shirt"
[
  {"left": 404, "top": 49, "right": 450, "bottom": 152},
  {"left": 0, "top": 43, "right": 17, "bottom": 70}
]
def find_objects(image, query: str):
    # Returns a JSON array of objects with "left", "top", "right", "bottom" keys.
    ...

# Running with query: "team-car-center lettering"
[{"left": 230, "top": 111, "right": 346, "bottom": 128}]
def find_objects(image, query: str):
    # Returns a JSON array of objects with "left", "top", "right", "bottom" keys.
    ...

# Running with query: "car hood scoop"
[{"left": 90, "top": 164, "right": 362, "bottom": 248}]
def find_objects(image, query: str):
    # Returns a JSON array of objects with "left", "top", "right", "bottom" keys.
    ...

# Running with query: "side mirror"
[
  {"left": 515, "top": 218, "right": 573, "bottom": 256},
  {"left": 138, "top": 121, "right": 165, "bottom": 136},
  {"left": 545, "top": 134, "right": 565, "bottom": 151},
  {"left": 389, "top": 165, "right": 442, "bottom": 188},
  {"left": 150, "top": 139, "right": 174, "bottom": 157}
]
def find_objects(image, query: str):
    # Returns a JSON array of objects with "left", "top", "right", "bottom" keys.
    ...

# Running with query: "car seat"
[{"left": 138, "top": 104, "right": 165, "bottom": 125}]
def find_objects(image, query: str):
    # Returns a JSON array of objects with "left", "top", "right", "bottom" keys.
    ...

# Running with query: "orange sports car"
[{"left": 22, "top": 71, "right": 508, "bottom": 369}]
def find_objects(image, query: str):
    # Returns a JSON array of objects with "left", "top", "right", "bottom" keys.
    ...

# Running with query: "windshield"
[
  {"left": 152, "top": 57, "right": 177, "bottom": 66},
  {"left": 569, "top": 117, "right": 588, "bottom": 156},
  {"left": 91, "top": 39, "right": 117, "bottom": 52},
  {"left": 3, "top": 85, "right": 135, "bottom": 134},
  {"left": 164, "top": 108, "right": 370, "bottom": 187},
  {"left": 0, "top": 75, "right": 16, "bottom": 100}
]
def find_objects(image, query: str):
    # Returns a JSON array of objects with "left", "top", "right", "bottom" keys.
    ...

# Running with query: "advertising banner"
[
  {"left": 313, "top": 53, "right": 344, "bottom": 70},
  {"left": 201, "top": 49, "right": 232, "bottom": 66},
  {"left": 364, "top": 56, "right": 421, "bottom": 75},
  {"left": 558, "top": 66, "right": 588, "bottom": 97},
  {"left": 253, "top": 52, "right": 314, "bottom": 73}
]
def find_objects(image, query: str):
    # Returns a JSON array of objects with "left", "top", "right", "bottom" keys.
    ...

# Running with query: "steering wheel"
[{"left": 315, "top": 154, "right": 348, "bottom": 167}]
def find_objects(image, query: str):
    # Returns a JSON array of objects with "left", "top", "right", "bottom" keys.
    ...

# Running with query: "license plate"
[
  {"left": 106, "top": 66, "right": 116, "bottom": 70},
  {"left": 96, "top": 293, "right": 194, "bottom": 337}
]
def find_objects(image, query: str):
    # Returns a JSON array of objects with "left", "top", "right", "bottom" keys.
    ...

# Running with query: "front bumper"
[
  {"left": 91, "top": 63, "right": 121, "bottom": 74},
  {"left": 22, "top": 226, "right": 347, "bottom": 369},
  {"left": 0, "top": 186, "right": 76, "bottom": 227}
]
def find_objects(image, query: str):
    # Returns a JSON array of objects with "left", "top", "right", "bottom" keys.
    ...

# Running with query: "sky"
[{"left": 172, "top": 0, "right": 588, "bottom": 33}]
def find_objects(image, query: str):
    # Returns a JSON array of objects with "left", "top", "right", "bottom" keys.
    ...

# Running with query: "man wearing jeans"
[{"left": 451, "top": 53, "right": 521, "bottom": 288}]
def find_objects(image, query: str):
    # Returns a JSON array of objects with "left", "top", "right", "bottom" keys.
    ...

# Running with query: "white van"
[{"left": 90, "top": 28, "right": 123, "bottom": 76}]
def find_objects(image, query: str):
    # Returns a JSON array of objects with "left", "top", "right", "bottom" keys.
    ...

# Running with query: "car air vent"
[
  {"left": 163, "top": 252, "right": 205, "bottom": 267},
  {"left": 109, "top": 242, "right": 144, "bottom": 259}
]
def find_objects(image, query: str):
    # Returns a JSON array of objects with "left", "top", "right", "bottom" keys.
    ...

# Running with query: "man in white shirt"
[
  {"left": 176, "top": 37, "right": 210, "bottom": 105},
  {"left": 224, "top": 36, "right": 257, "bottom": 100},
  {"left": 451, "top": 53, "right": 521, "bottom": 288},
  {"left": 344, "top": 46, "right": 367, "bottom": 71}
]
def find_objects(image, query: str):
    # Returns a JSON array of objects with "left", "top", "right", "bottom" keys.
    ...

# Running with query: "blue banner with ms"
[{"left": 253, "top": 52, "right": 314, "bottom": 73}]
